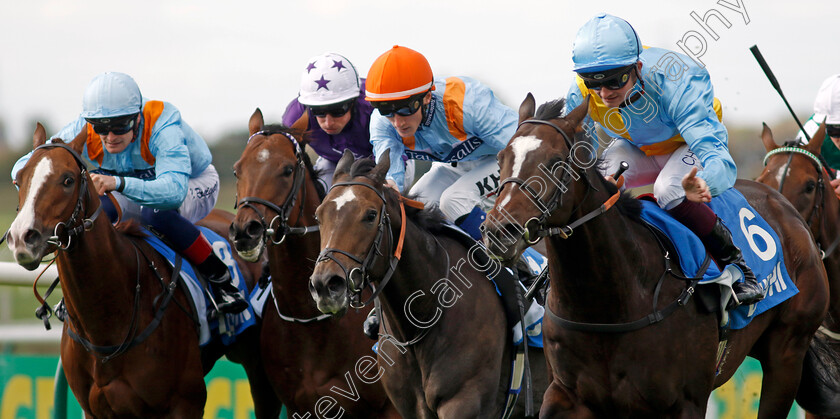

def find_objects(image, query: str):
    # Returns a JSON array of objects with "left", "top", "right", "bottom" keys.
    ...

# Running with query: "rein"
[
  {"left": 496, "top": 119, "right": 620, "bottom": 243},
  {"left": 235, "top": 130, "right": 319, "bottom": 245},
  {"left": 763, "top": 144, "right": 840, "bottom": 259}
]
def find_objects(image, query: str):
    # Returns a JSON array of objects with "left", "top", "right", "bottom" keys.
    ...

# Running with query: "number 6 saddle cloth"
[{"left": 636, "top": 188, "right": 797, "bottom": 329}]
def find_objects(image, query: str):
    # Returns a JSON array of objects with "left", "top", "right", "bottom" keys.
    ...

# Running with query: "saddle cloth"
[
  {"left": 637, "top": 188, "right": 798, "bottom": 329},
  {"left": 142, "top": 227, "right": 257, "bottom": 346}
]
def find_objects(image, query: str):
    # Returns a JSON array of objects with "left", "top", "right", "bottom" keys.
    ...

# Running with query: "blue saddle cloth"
[
  {"left": 142, "top": 227, "right": 257, "bottom": 346},
  {"left": 637, "top": 188, "right": 798, "bottom": 329}
]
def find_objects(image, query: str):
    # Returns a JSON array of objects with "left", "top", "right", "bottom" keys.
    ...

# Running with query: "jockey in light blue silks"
[
  {"left": 12, "top": 72, "right": 248, "bottom": 313},
  {"left": 565, "top": 14, "right": 764, "bottom": 305}
]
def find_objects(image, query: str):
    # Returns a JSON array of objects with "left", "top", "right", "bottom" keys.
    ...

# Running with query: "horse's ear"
[
  {"left": 32, "top": 123, "right": 47, "bottom": 149},
  {"left": 566, "top": 96, "right": 590, "bottom": 131},
  {"left": 760, "top": 123, "right": 779, "bottom": 152},
  {"left": 291, "top": 110, "right": 309, "bottom": 132},
  {"left": 518, "top": 93, "right": 536, "bottom": 124},
  {"left": 68, "top": 125, "right": 88, "bottom": 154},
  {"left": 804, "top": 121, "right": 827, "bottom": 156},
  {"left": 249, "top": 108, "right": 265, "bottom": 136},
  {"left": 369, "top": 149, "right": 390, "bottom": 186},
  {"left": 290, "top": 111, "right": 311, "bottom": 145},
  {"left": 333, "top": 149, "right": 355, "bottom": 183}
]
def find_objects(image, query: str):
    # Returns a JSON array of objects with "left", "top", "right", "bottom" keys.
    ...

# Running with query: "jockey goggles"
[
  {"left": 827, "top": 124, "right": 840, "bottom": 138},
  {"left": 85, "top": 113, "right": 138, "bottom": 135},
  {"left": 578, "top": 64, "right": 635, "bottom": 91},
  {"left": 309, "top": 99, "right": 354, "bottom": 118},
  {"left": 373, "top": 92, "right": 425, "bottom": 118}
]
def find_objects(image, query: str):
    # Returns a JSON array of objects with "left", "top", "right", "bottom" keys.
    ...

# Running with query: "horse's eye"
[
  {"left": 63, "top": 176, "right": 74, "bottom": 187},
  {"left": 232, "top": 169, "right": 238, "bottom": 179},
  {"left": 805, "top": 180, "right": 816, "bottom": 193},
  {"left": 364, "top": 209, "right": 377, "bottom": 223},
  {"left": 281, "top": 165, "right": 294, "bottom": 177},
  {"left": 314, "top": 214, "right": 320, "bottom": 224}
]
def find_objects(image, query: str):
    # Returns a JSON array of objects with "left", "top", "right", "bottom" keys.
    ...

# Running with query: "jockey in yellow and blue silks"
[
  {"left": 566, "top": 14, "right": 764, "bottom": 306},
  {"left": 11, "top": 72, "right": 247, "bottom": 314}
]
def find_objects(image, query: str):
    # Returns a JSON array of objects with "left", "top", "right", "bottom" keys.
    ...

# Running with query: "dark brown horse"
[
  {"left": 228, "top": 109, "right": 399, "bottom": 418},
  {"left": 482, "top": 94, "right": 833, "bottom": 418},
  {"left": 308, "top": 150, "right": 546, "bottom": 418},
  {"left": 7, "top": 124, "right": 280, "bottom": 418},
  {"left": 756, "top": 123, "right": 840, "bottom": 417}
]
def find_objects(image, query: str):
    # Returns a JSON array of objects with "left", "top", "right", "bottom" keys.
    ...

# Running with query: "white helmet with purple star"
[{"left": 298, "top": 52, "right": 361, "bottom": 107}]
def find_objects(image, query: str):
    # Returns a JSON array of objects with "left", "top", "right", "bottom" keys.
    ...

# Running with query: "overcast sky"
[{"left": 1, "top": 0, "right": 837, "bottom": 148}]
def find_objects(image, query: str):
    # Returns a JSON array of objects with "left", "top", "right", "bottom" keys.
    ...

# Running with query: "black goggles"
[
  {"left": 85, "top": 114, "right": 138, "bottom": 135},
  {"left": 579, "top": 65, "right": 635, "bottom": 91},
  {"left": 374, "top": 94, "right": 425, "bottom": 118},
  {"left": 309, "top": 100, "right": 354, "bottom": 118},
  {"left": 826, "top": 124, "right": 840, "bottom": 138}
]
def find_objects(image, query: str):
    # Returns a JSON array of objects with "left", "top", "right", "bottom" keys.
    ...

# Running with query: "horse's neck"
[
  {"left": 268, "top": 180, "right": 322, "bottom": 312},
  {"left": 377, "top": 218, "right": 446, "bottom": 342},
  {"left": 817, "top": 178, "right": 840, "bottom": 254},
  {"left": 57, "top": 216, "right": 141, "bottom": 337},
  {"left": 546, "top": 186, "right": 657, "bottom": 315}
]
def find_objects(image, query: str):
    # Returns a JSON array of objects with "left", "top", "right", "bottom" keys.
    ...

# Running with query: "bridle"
[
  {"left": 763, "top": 143, "right": 840, "bottom": 258},
  {"left": 29, "top": 142, "right": 183, "bottom": 362},
  {"left": 33, "top": 142, "right": 104, "bottom": 250},
  {"left": 235, "top": 130, "right": 319, "bottom": 244},
  {"left": 315, "top": 181, "right": 418, "bottom": 309},
  {"left": 495, "top": 119, "right": 620, "bottom": 244}
]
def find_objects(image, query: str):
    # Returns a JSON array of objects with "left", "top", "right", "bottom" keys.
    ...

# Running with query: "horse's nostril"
[
  {"left": 23, "top": 229, "right": 41, "bottom": 246},
  {"left": 327, "top": 276, "right": 345, "bottom": 294},
  {"left": 245, "top": 220, "right": 264, "bottom": 238}
]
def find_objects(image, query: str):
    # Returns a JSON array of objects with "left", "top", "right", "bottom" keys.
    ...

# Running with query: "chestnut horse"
[
  {"left": 228, "top": 109, "right": 398, "bottom": 417},
  {"left": 7, "top": 124, "right": 280, "bottom": 418},
  {"left": 756, "top": 123, "right": 840, "bottom": 417},
  {"left": 309, "top": 150, "right": 546, "bottom": 418},
  {"left": 483, "top": 94, "right": 833, "bottom": 418}
]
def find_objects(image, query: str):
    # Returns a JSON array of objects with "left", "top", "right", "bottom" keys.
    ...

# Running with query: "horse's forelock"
[{"left": 534, "top": 98, "right": 566, "bottom": 121}]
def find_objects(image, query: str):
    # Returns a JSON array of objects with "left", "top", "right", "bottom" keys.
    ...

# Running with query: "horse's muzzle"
[
  {"left": 229, "top": 219, "right": 265, "bottom": 262},
  {"left": 309, "top": 269, "right": 350, "bottom": 315},
  {"left": 481, "top": 219, "right": 527, "bottom": 264},
  {"left": 8, "top": 227, "right": 48, "bottom": 271}
]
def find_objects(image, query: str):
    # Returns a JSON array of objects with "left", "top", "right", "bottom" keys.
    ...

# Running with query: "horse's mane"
[
  {"left": 590, "top": 158, "right": 642, "bottom": 221},
  {"left": 536, "top": 98, "right": 567, "bottom": 120},
  {"left": 349, "top": 159, "right": 448, "bottom": 233}
]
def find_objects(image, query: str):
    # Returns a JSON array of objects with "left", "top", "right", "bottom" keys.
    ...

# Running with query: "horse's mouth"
[
  {"left": 14, "top": 250, "right": 44, "bottom": 271},
  {"left": 234, "top": 238, "right": 264, "bottom": 263},
  {"left": 313, "top": 295, "right": 349, "bottom": 316},
  {"left": 483, "top": 235, "right": 525, "bottom": 266}
]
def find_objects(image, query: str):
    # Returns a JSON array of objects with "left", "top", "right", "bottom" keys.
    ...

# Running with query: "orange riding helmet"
[{"left": 365, "top": 45, "right": 435, "bottom": 102}]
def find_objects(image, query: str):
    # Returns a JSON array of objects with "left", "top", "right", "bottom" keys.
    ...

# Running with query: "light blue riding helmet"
[
  {"left": 81, "top": 72, "right": 143, "bottom": 119},
  {"left": 572, "top": 13, "right": 642, "bottom": 73}
]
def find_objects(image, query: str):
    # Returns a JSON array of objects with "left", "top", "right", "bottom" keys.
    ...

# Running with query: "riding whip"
[{"left": 749, "top": 45, "right": 810, "bottom": 142}]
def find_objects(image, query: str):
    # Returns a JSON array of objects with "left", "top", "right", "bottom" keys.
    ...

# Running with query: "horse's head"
[
  {"left": 756, "top": 122, "right": 829, "bottom": 221},
  {"left": 483, "top": 94, "right": 592, "bottom": 264},
  {"left": 229, "top": 108, "right": 312, "bottom": 262},
  {"left": 8, "top": 124, "right": 97, "bottom": 270},
  {"left": 309, "top": 150, "right": 395, "bottom": 315}
]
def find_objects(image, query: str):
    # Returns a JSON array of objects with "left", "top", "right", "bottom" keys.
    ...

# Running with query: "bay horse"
[
  {"left": 756, "top": 122, "right": 840, "bottom": 416},
  {"left": 6, "top": 124, "right": 280, "bottom": 418},
  {"left": 482, "top": 94, "right": 833, "bottom": 418},
  {"left": 308, "top": 150, "right": 546, "bottom": 418},
  {"left": 228, "top": 109, "right": 399, "bottom": 417}
]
